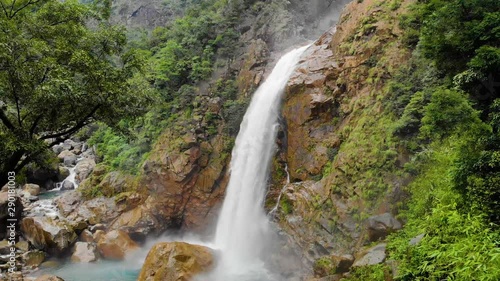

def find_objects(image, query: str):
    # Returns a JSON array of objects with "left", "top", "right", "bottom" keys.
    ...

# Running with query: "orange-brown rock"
[
  {"left": 96, "top": 230, "right": 138, "bottom": 260},
  {"left": 139, "top": 131, "right": 230, "bottom": 232},
  {"left": 137, "top": 242, "right": 214, "bottom": 281}
]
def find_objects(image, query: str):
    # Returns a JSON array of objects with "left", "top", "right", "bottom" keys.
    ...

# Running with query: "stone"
[
  {"left": 71, "top": 242, "right": 99, "bottom": 263},
  {"left": 35, "top": 275, "right": 65, "bottom": 281},
  {"left": 57, "top": 167, "right": 70, "bottom": 182},
  {"left": 57, "top": 150, "right": 76, "bottom": 166},
  {"left": 353, "top": 243, "right": 386, "bottom": 267},
  {"left": 138, "top": 242, "right": 214, "bottom": 281},
  {"left": 331, "top": 254, "right": 354, "bottom": 274},
  {"left": 16, "top": 240, "right": 29, "bottom": 252},
  {"left": 93, "top": 230, "right": 105, "bottom": 243},
  {"left": 367, "top": 213, "right": 402, "bottom": 241},
  {"left": 63, "top": 139, "right": 74, "bottom": 150},
  {"left": 0, "top": 240, "right": 10, "bottom": 254},
  {"left": 0, "top": 191, "right": 23, "bottom": 240},
  {"left": 23, "top": 183, "right": 41, "bottom": 196},
  {"left": 74, "top": 158, "right": 96, "bottom": 183},
  {"left": 61, "top": 180, "right": 75, "bottom": 191},
  {"left": 409, "top": 233, "right": 425, "bottom": 246},
  {"left": 20, "top": 217, "right": 78, "bottom": 256},
  {"left": 22, "top": 250, "right": 46, "bottom": 268},
  {"left": 79, "top": 229, "right": 94, "bottom": 243},
  {"left": 96, "top": 230, "right": 138, "bottom": 260},
  {"left": 90, "top": 224, "right": 106, "bottom": 232},
  {"left": 52, "top": 144, "right": 64, "bottom": 155}
]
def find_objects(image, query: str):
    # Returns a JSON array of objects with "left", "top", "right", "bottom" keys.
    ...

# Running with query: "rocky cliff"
[{"left": 271, "top": 0, "right": 414, "bottom": 272}]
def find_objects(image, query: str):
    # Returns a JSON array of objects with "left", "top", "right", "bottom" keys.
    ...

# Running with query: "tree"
[{"left": 0, "top": 0, "right": 153, "bottom": 186}]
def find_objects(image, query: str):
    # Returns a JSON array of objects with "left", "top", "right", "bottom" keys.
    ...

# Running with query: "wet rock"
[
  {"left": 20, "top": 217, "right": 77, "bottom": 256},
  {"left": 61, "top": 180, "right": 74, "bottom": 191},
  {"left": 353, "top": 243, "right": 386, "bottom": 267},
  {"left": 24, "top": 184, "right": 41, "bottom": 196},
  {"left": 34, "top": 274, "right": 65, "bottom": 281},
  {"left": 96, "top": 230, "right": 138, "bottom": 260},
  {"left": 71, "top": 242, "right": 99, "bottom": 263},
  {"left": 138, "top": 242, "right": 214, "bottom": 281},
  {"left": 74, "top": 159, "right": 96, "bottom": 183},
  {"left": 22, "top": 250, "right": 46, "bottom": 268},
  {"left": 367, "top": 213, "right": 402, "bottom": 242}
]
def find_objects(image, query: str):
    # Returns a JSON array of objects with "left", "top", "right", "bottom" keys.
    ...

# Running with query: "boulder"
[
  {"left": 96, "top": 230, "right": 138, "bottom": 260},
  {"left": 16, "top": 240, "right": 29, "bottom": 252},
  {"left": 138, "top": 242, "right": 214, "bottom": 281},
  {"left": 52, "top": 144, "right": 64, "bottom": 155},
  {"left": 61, "top": 180, "right": 75, "bottom": 191},
  {"left": 79, "top": 229, "right": 94, "bottom": 243},
  {"left": 35, "top": 275, "right": 65, "bottom": 281},
  {"left": 75, "top": 159, "right": 96, "bottom": 183},
  {"left": 63, "top": 139, "right": 74, "bottom": 150},
  {"left": 367, "top": 213, "right": 402, "bottom": 242},
  {"left": 331, "top": 254, "right": 354, "bottom": 274},
  {"left": 24, "top": 184, "right": 41, "bottom": 196},
  {"left": 57, "top": 167, "right": 70, "bottom": 182},
  {"left": 22, "top": 250, "right": 46, "bottom": 268},
  {"left": 0, "top": 191, "right": 23, "bottom": 240},
  {"left": 20, "top": 217, "right": 77, "bottom": 256},
  {"left": 57, "top": 151, "right": 76, "bottom": 166},
  {"left": 93, "top": 230, "right": 105, "bottom": 243},
  {"left": 353, "top": 243, "right": 386, "bottom": 267},
  {"left": 71, "top": 242, "right": 99, "bottom": 263}
]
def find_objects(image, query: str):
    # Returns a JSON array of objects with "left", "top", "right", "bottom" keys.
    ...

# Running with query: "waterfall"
[{"left": 209, "top": 44, "right": 310, "bottom": 280}]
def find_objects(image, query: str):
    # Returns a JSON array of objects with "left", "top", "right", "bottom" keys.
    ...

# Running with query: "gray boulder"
[{"left": 367, "top": 213, "right": 402, "bottom": 241}]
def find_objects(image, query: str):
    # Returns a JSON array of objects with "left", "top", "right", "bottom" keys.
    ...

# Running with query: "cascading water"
[{"left": 206, "top": 44, "right": 310, "bottom": 280}]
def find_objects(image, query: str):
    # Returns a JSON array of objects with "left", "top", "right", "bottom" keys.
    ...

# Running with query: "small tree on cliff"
[{"left": 0, "top": 0, "right": 153, "bottom": 186}]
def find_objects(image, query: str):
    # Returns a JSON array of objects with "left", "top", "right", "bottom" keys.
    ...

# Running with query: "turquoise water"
[{"left": 30, "top": 260, "right": 140, "bottom": 281}]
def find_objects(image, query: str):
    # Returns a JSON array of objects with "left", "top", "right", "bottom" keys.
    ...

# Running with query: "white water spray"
[{"left": 210, "top": 45, "right": 310, "bottom": 280}]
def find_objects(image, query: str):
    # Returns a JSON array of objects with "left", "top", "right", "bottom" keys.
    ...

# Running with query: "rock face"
[
  {"left": 139, "top": 133, "right": 230, "bottom": 231},
  {"left": 71, "top": 242, "right": 99, "bottom": 262},
  {"left": 138, "top": 242, "right": 214, "bottom": 281},
  {"left": 20, "top": 217, "right": 77, "bottom": 256},
  {"left": 96, "top": 230, "right": 138, "bottom": 260},
  {"left": 272, "top": 0, "right": 413, "bottom": 269}
]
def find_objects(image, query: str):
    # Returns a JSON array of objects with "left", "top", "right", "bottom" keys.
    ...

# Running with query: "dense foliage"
[{"left": 0, "top": 0, "right": 152, "bottom": 185}]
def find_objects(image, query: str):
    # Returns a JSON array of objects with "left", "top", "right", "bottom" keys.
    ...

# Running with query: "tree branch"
[
  {"left": 0, "top": 109, "right": 16, "bottom": 132},
  {"left": 40, "top": 104, "right": 101, "bottom": 141},
  {"left": 9, "top": 0, "right": 44, "bottom": 19}
]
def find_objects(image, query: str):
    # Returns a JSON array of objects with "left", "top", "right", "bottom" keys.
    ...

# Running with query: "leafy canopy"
[{"left": 0, "top": 0, "right": 153, "bottom": 184}]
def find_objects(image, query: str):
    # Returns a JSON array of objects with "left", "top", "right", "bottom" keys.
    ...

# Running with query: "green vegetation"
[
  {"left": 0, "top": 0, "right": 153, "bottom": 186},
  {"left": 355, "top": 0, "right": 500, "bottom": 279}
]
